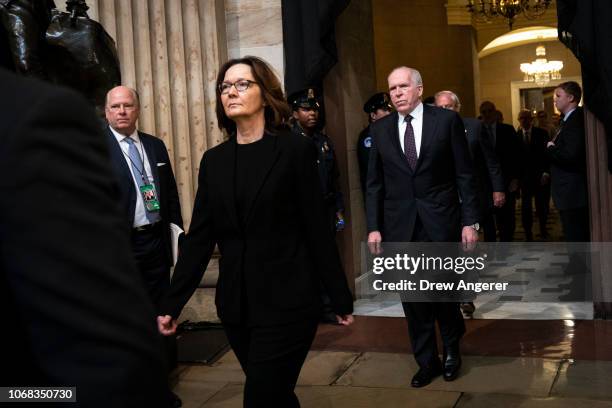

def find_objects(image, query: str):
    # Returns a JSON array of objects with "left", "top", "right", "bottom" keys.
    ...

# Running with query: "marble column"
[
  {"left": 71, "top": 0, "right": 229, "bottom": 226},
  {"left": 224, "top": 0, "right": 284, "bottom": 84}
]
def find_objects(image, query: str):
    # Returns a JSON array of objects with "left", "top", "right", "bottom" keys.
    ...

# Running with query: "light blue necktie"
[{"left": 125, "top": 137, "right": 160, "bottom": 224}]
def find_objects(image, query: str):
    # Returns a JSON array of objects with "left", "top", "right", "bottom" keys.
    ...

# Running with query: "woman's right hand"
[
  {"left": 336, "top": 314, "right": 354, "bottom": 326},
  {"left": 157, "top": 315, "right": 178, "bottom": 336}
]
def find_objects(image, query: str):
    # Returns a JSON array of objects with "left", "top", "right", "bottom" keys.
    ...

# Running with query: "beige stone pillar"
[{"left": 82, "top": 0, "right": 229, "bottom": 227}]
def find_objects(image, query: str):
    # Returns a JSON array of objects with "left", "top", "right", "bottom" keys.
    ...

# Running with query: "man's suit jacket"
[
  {"left": 366, "top": 105, "right": 479, "bottom": 242},
  {"left": 518, "top": 126, "right": 550, "bottom": 191},
  {"left": 106, "top": 129, "right": 183, "bottom": 266},
  {"left": 161, "top": 130, "right": 353, "bottom": 326},
  {"left": 464, "top": 118, "right": 504, "bottom": 209},
  {"left": 0, "top": 69, "right": 167, "bottom": 406},
  {"left": 547, "top": 107, "right": 588, "bottom": 210},
  {"left": 486, "top": 122, "right": 522, "bottom": 190}
]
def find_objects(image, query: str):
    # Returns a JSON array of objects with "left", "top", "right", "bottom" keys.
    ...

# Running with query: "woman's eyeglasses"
[{"left": 218, "top": 80, "right": 258, "bottom": 95}]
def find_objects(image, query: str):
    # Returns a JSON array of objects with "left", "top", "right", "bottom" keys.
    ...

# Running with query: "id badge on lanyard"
[{"left": 140, "top": 182, "right": 161, "bottom": 212}]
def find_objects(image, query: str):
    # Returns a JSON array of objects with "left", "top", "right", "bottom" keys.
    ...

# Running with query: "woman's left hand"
[{"left": 336, "top": 314, "right": 354, "bottom": 326}]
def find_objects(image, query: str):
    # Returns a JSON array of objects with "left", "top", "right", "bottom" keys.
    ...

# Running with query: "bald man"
[{"left": 105, "top": 86, "right": 184, "bottom": 408}]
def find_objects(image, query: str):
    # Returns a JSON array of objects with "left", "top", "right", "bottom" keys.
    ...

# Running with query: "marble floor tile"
[
  {"left": 456, "top": 393, "right": 612, "bottom": 407},
  {"left": 173, "top": 380, "right": 229, "bottom": 408},
  {"left": 297, "top": 351, "right": 361, "bottom": 385},
  {"left": 178, "top": 352, "right": 245, "bottom": 384},
  {"left": 336, "top": 353, "right": 561, "bottom": 397},
  {"left": 551, "top": 360, "right": 612, "bottom": 401},
  {"left": 201, "top": 383, "right": 461, "bottom": 408}
]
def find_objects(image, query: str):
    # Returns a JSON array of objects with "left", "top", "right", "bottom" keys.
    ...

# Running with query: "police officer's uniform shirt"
[
  {"left": 398, "top": 102, "right": 424, "bottom": 157},
  {"left": 110, "top": 126, "right": 156, "bottom": 227}
]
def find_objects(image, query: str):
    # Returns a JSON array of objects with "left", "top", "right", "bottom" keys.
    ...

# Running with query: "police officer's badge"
[
  {"left": 322, "top": 141, "right": 330, "bottom": 152},
  {"left": 364, "top": 136, "right": 372, "bottom": 148}
]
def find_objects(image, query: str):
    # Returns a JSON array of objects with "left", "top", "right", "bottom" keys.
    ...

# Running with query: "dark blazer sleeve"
[
  {"left": 450, "top": 112, "right": 479, "bottom": 226},
  {"left": 365, "top": 122, "right": 385, "bottom": 233},
  {"left": 330, "top": 143, "right": 345, "bottom": 213},
  {"left": 156, "top": 138, "right": 183, "bottom": 228},
  {"left": 296, "top": 139, "right": 353, "bottom": 315},
  {"left": 160, "top": 152, "right": 216, "bottom": 318},
  {"left": 478, "top": 122, "right": 504, "bottom": 192},
  {"left": 1, "top": 81, "right": 167, "bottom": 406}
]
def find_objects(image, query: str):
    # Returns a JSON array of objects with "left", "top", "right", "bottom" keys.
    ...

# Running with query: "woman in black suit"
[{"left": 157, "top": 56, "right": 354, "bottom": 407}]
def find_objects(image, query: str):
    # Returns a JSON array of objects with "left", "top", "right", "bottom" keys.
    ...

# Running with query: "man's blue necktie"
[{"left": 125, "top": 137, "right": 160, "bottom": 224}]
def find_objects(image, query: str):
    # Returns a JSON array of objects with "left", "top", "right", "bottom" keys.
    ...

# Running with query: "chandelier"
[
  {"left": 520, "top": 45, "right": 563, "bottom": 86},
  {"left": 466, "top": 0, "right": 553, "bottom": 30}
]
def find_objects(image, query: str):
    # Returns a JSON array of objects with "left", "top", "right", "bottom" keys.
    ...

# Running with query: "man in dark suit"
[
  {"left": 435, "top": 91, "right": 505, "bottom": 242},
  {"left": 105, "top": 85, "right": 183, "bottom": 407},
  {"left": 0, "top": 69, "right": 167, "bottom": 407},
  {"left": 517, "top": 110, "right": 551, "bottom": 241},
  {"left": 367, "top": 67, "right": 479, "bottom": 387},
  {"left": 480, "top": 101, "right": 522, "bottom": 241},
  {"left": 546, "top": 81, "right": 589, "bottom": 242},
  {"left": 435, "top": 90, "right": 505, "bottom": 317}
]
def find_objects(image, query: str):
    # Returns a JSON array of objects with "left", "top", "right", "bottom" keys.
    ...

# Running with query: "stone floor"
[
  {"left": 173, "top": 347, "right": 612, "bottom": 407},
  {"left": 172, "top": 314, "right": 612, "bottom": 408},
  {"left": 171, "top": 203, "right": 612, "bottom": 406}
]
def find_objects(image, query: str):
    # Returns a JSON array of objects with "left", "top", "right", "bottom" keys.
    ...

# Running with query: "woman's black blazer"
[{"left": 161, "top": 129, "right": 353, "bottom": 326}]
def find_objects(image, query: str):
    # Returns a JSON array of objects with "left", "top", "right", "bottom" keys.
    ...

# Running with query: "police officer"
[
  {"left": 289, "top": 87, "right": 345, "bottom": 233},
  {"left": 289, "top": 87, "right": 344, "bottom": 324},
  {"left": 357, "top": 92, "right": 393, "bottom": 198}
]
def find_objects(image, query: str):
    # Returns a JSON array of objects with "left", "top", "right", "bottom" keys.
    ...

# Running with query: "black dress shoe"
[
  {"left": 411, "top": 365, "right": 442, "bottom": 388},
  {"left": 443, "top": 349, "right": 462, "bottom": 382}
]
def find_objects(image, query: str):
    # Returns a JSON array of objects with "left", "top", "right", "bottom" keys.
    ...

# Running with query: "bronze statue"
[
  {"left": 0, "top": 0, "right": 56, "bottom": 79},
  {"left": 1, "top": 0, "right": 121, "bottom": 115}
]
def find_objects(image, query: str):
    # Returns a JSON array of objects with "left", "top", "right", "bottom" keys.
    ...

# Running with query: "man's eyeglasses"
[
  {"left": 218, "top": 79, "right": 258, "bottom": 95},
  {"left": 107, "top": 103, "right": 137, "bottom": 112}
]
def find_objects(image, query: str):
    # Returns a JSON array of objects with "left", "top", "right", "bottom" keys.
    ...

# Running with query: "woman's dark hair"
[{"left": 215, "top": 56, "right": 291, "bottom": 134}]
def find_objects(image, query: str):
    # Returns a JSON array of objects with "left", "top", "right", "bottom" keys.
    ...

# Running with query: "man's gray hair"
[
  {"left": 105, "top": 86, "right": 140, "bottom": 107},
  {"left": 435, "top": 90, "right": 461, "bottom": 112},
  {"left": 389, "top": 66, "right": 423, "bottom": 86}
]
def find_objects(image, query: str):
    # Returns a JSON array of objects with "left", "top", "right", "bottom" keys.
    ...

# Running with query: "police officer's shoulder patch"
[{"left": 363, "top": 136, "right": 372, "bottom": 148}]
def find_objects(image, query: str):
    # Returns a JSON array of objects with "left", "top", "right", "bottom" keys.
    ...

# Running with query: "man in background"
[
  {"left": 0, "top": 68, "right": 167, "bottom": 407},
  {"left": 517, "top": 109, "right": 551, "bottom": 241},
  {"left": 547, "top": 81, "right": 589, "bottom": 242},
  {"left": 105, "top": 85, "right": 184, "bottom": 408},
  {"left": 480, "top": 101, "right": 522, "bottom": 241},
  {"left": 435, "top": 90, "right": 505, "bottom": 317}
]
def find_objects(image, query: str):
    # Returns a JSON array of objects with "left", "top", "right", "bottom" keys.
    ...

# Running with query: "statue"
[
  {"left": 1, "top": 0, "right": 121, "bottom": 115},
  {"left": 0, "top": 0, "right": 56, "bottom": 79}
]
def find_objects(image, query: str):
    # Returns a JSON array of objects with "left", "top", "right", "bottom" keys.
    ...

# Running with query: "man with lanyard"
[
  {"left": 357, "top": 92, "right": 393, "bottom": 203},
  {"left": 105, "top": 85, "right": 184, "bottom": 408}
]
